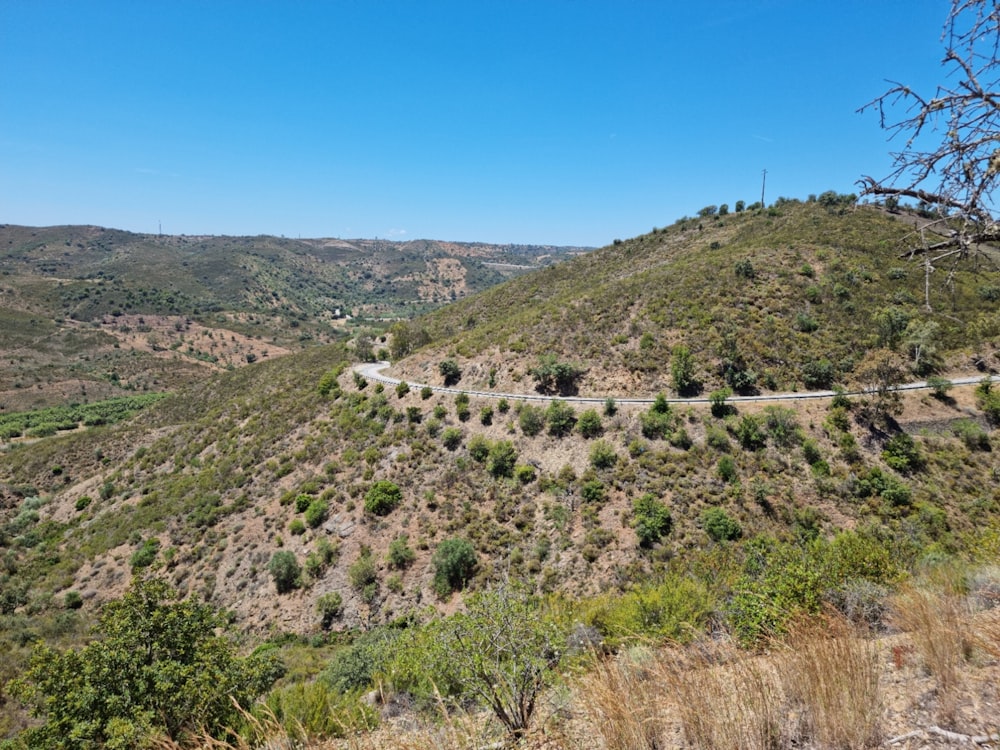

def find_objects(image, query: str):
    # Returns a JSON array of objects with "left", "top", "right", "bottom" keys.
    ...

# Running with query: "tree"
[
  {"left": 545, "top": 400, "right": 576, "bottom": 437},
  {"left": 855, "top": 348, "right": 907, "bottom": 425},
  {"left": 393, "top": 585, "right": 562, "bottom": 740},
  {"left": 9, "top": 578, "right": 280, "bottom": 748},
  {"left": 528, "top": 354, "right": 584, "bottom": 396},
  {"left": 859, "top": 1, "right": 1000, "bottom": 302},
  {"left": 269, "top": 550, "right": 302, "bottom": 593},
  {"left": 432, "top": 538, "right": 477, "bottom": 597},
  {"left": 670, "top": 344, "right": 700, "bottom": 396},
  {"left": 439, "top": 359, "right": 462, "bottom": 386},
  {"left": 632, "top": 493, "right": 672, "bottom": 548},
  {"left": 316, "top": 592, "right": 344, "bottom": 630},
  {"left": 486, "top": 440, "right": 518, "bottom": 478}
]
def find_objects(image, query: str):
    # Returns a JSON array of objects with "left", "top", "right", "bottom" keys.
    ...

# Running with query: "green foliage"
[
  {"left": 976, "top": 378, "right": 1000, "bottom": 425},
  {"left": 487, "top": 440, "right": 518, "bottom": 478},
  {"left": 576, "top": 408, "right": 603, "bottom": 438},
  {"left": 640, "top": 395, "right": 674, "bottom": 440},
  {"left": 0, "top": 394, "right": 167, "bottom": 442},
  {"left": 348, "top": 550, "right": 378, "bottom": 595},
  {"left": 717, "top": 455, "right": 738, "bottom": 483},
  {"left": 581, "top": 479, "right": 607, "bottom": 504},
  {"left": 701, "top": 507, "right": 742, "bottom": 542},
  {"left": 802, "top": 358, "right": 836, "bottom": 389},
  {"left": 632, "top": 493, "right": 672, "bottom": 547},
  {"left": 8, "top": 578, "right": 280, "bottom": 748},
  {"left": 441, "top": 426, "right": 463, "bottom": 450},
  {"left": 468, "top": 434, "right": 491, "bottom": 462},
  {"left": 735, "top": 413, "right": 766, "bottom": 450},
  {"left": 529, "top": 354, "right": 584, "bottom": 395},
  {"left": 129, "top": 537, "right": 160, "bottom": 571},
  {"left": 882, "top": 432, "right": 924, "bottom": 473},
  {"left": 258, "top": 681, "right": 375, "bottom": 741},
  {"left": 289, "top": 518, "right": 306, "bottom": 535},
  {"left": 269, "top": 550, "right": 302, "bottom": 593},
  {"left": 518, "top": 403, "right": 546, "bottom": 436},
  {"left": 926, "top": 375, "right": 953, "bottom": 398},
  {"left": 387, "top": 535, "right": 416, "bottom": 569},
  {"left": 545, "top": 400, "right": 576, "bottom": 437},
  {"left": 439, "top": 359, "right": 462, "bottom": 385},
  {"left": 391, "top": 585, "right": 562, "bottom": 739},
  {"left": 432, "top": 538, "right": 477, "bottom": 597},
  {"left": 762, "top": 405, "right": 800, "bottom": 447},
  {"left": 304, "top": 498, "right": 329, "bottom": 528},
  {"left": 316, "top": 592, "right": 344, "bottom": 630},
  {"left": 709, "top": 387, "right": 733, "bottom": 418},
  {"left": 514, "top": 464, "right": 537, "bottom": 484},
  {"left": 734, "top": 257, "right": 756, "bottom": 279},
  {"left": 395, "top": 380, "right": 410, "bottom": 398},
  {"left": 589, "top": 439, "right": 618, "bottom": 469},
  {"left": 479, "top": 405, "right": 494, "bottom": 425},
  {"left": 364, "top": 480, "right": 402, "bottom": 516},
  {"left": 952, "top": 419, "right": 991, "bottom": 451},
  {"left": 670, "top": 344, "right": 700, "bottom": 395},
  {"left": 321, "top": 626, "right": 403, "bottom": 694}
]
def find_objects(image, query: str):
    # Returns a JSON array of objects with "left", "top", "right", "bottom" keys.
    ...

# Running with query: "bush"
[
  {"left": 529, "top": 354, "right": 584, "bottom": 395},
  {"left": 487, "top": 440, "right": 518, "bottom": 478},
  {"left": 514, "top": 464, "right": 537, "bottom": 484},
  {"left": 316, "top": 592, "right": 344, "bottom": 629},
  {"left": 952, "top": 419, "right": 990, "bottom": 451},
  {"left": 709, "top": 387, "right": 733, "bottom": 418},
  {"left": 734, "top": 258, "right": 756, "bottom": 279},
  {"left": 468, "top": 434, "right": 491, "bottom": 462},
  {"left": 589, "top": 439, "right": 618, "bottom": 469},
  {"left": 387, "top": 535, "right": 416, "bottom": 569},
  {"left": 882, "top": 432, "right": 924, "bottom": 473},
  {"left": 479, "top": 405, "right": 494, "bottom": 425},
  {"left": 439, "top": 359, "right": 462, "bottom": 386},
  {"left": 926, "top": 375, "right": 953, "bottom": 398},
  {"left": 304, "top": 498, "right": 329, "bottom": 528},
  {"left": 130, "top": 538, "right": 160, "bottom": 571},
  {"left": 518, "top": 404, "right": 546, "bottom": 436},
  {"left": 632, "top": 494, "right": 672, "bottom": 547},
  {"left": 546, "top": 400, "right": 576, "bottom": 437},
  {"left": 348, "top": 551, "right": 378, "bottom": 593},
  {"left": 420, "top": 385, "right": 433, "bottom": 400},
  {"left": 671, "top": 345, "right": 700, "bottom": 395},
  {"left": 735, "top": 414, "right": 766, "bottom": 450},
  {"left": 432, "top": 538, "right": 477, "bottom": 597},
  {"left": 9, "top": 578, "right": 280, "bottom": 749},
  {"left": 395, "top": 381, "right": 410, "bottom": 398},
  {"left": 717, "top": 455, "right": 738, "bottom": 483},
  {"left": 581, "top": 479, "right": 607, "bottom": 504},
  {"left": 269, "top": 551, "right": 302, "bottom": 593},
  {"left": 288, "top": 518, "right": 306, "bottom": 536},
  {"left": 802, "top": 359, "right": 835, "bottom": 389},
  {"left": 576, "top": 409, "right": 603, "bottom": 438},
  {"left": 701, "top": 507, "right": 742, "bottom": 542},
  {"left": 640, "top": 396, "right": 674, "bottom": 440},
  {"left": 364, "top": 480, "right": 402, "bottom": 516},
  {"left": 441, "top": 427, "right": 463, "bottom": 450}
]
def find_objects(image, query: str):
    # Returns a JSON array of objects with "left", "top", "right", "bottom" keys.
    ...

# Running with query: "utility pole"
[{"left": 761, "top": 169, "right": 767, "bottom": 209}]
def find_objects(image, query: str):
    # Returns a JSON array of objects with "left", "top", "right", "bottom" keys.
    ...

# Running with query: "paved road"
[{"left": 353, "top": 361, "right": 1000, "bottom": 406}]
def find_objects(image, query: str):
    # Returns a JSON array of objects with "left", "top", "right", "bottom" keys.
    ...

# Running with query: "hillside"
[
  {"left": 389, "top": 198, "right": 1000, "bottom": 396},
  {"left": 1, "top": 200, "right": 999, "bottom": 746},
  {"left": 0, "top": 223, "right": 588, "bottom": 410}
]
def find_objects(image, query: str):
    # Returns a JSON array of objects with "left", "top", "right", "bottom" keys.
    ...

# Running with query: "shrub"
[
  {"left": 976, "top": 378, "right": 1000, "bottom": 425},
  {"left": 671, "top": 345, "right": 700, "bottom": 395},
  {"left": 717, "top": 455, "right": 738, "bottom": 483},
  {"left": 529, "top": 354, "right": 584, "bottom": 395},
  {"left": 432, "top": 538, "right": 477, "bottom": 597},
  {"left": 498, "top": 398, "right": 510, "bottom": 413},
  {"left": 269, "top": 551, "right": 302, "bottom": 593},
  {"left": 734, "top": 258, "right": 756, "bottom": 279},
  {"left": 420, "top": 385, "right": 433, "bottom": 400},
  {"left": 581, "top": 479, "right": 607, "bottom": 504},
  {"left": 487, "top": 440, "right": 518, "bottom": 478},
  {"left": 304, "top": 499, "right": 329, "bottom": 528},
  {"left": 882, "top": 432, "right": 924, "bottom": 473},
  {"left": 316, "top": 592, "right": 344, "bottom": 629},
  {"left": 762, "top": 405, "right": 800, "bottom": 447},
  {"left": 295, "top": 493, "right": 313, "bottom": 512},
  {"left": 468, "top": 434, "right": 491, "bottom": 462},
  {"left": 130, "top": 538, "right": 160, "bottom": 571},
  {"left": 439, "top": 359, "right": 462, "bottom": 386},
  {"left": 348, "top": 551, "right": 378, "bottom": 593},
  {"left": 709, "top": 387, "right": 733, "bottom": 418},
  {"left": 395, "top": 381, "right": 410, "bottom": 398},
  {"left": 802, "top": 359, "right": 835, "bottom": 389},
  {"left": 546, "top": 400, "right": 576, "bottom": 437},
  {"left": 288, "top": 518, "right": 306, "bottom": 536},
  {"left": 952, "top": 419, "right": 990, "bottom": 451},
  {"left": 795, "top": 312, "right": 819, "bottom": 333},
  {"left": 926, "top": 375, "right": 953, "bottom": 398},
  {"left": 63, "top": 591, "right": 83, "bottom": 610},
  {"left": 735, "top": 414, "right": 766, "bottom": 450},
  {"left": 514, "top": 464, "right": 537, "bottom": 484},
  {"left": 576, "top": 408, "right": 603, "bottom": 438},
  {"left": 701, "top": 507, "right": 742, "bottom": 542},
  {"left": 9, "top": 578, "right": 280, "bottom": 748},
  {"left": 441, "top": 427, "right": 463, "bottom": 450},
  {"left": 589, "top": 439, "right": 618, "bottom": 469},
  {"left": 479, "top": 405, "right": 494, "bottom": 425},
  {"left": 387, "top": 535, "right": 416, "bottom": 569},
  {"left": 74, "top": 495, "right": 92, "bottom": 511},
  {"left": 518, "top": 404, "right": 546, "bottom": 436},
  {"left": 632, "top": 494, "right": 672, "bottom": 547},
  {"left": 640, "top": 396, "right": 673, "bottom": 440},
  {"left": 364, "top": 480, "right": 402, "bottom": 516}
]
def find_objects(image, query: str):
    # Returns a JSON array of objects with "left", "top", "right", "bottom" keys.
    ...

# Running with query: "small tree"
[
  {"left": 10, "top": 578, "right": 280, "bottom": 748},
  {"left": 702, "top": 507, "right": 742, "bottom": 542},
  {"left": 432, "top": 538, "right": 477, "bottom": 597},
  {"left": 487, "top": 440, "right": 518, "bottom": 478},
  {"left": 364, "top": 480, "right": 403, "bottom": 516},
  {"left": 316, "top": 592, "right": 344, "bottom": 630},
  {"left": 576, "top": 408, "right": 603, "bottom": 438},
  {"left": 670, "top": 344, "right": 700, "bottom": 396},
  {"left": 632, "top": 494, "right": 672, "bottom": 548},
  {"left": 518, "top": 404, "right": 546, "bottom": 436},
  {"left": 529, "top": 354, "right": 584, "bottom": 396},
  {"left": 439, "top": 359, "right": 462, "bottom": 386},
  {"left": 269, "top": 551, "right": 301, "bottom": 593},
  {"left": 546, "top": 400, "right": 576, "bottom": 437}
]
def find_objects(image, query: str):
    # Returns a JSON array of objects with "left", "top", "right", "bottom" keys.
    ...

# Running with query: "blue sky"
[{"left": 1, "top": 1, "right": 949, "bottom": 246}]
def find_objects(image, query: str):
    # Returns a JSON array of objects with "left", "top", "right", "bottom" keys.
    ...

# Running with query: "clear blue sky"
[{"left": 1, "top": 1, "right": 949, "bottom": 246}]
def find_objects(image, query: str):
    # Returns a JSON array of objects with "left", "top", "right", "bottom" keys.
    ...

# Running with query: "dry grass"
[
  {"left": 779, "top": 615, "right": 882, "bottom": 749},
  {"left": 890, "top": 577, "right": 976, "bottom": 726}
]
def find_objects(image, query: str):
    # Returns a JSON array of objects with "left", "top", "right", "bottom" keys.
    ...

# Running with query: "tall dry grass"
[
  {"left": 780, "top": 615, "right": 882, "bottom": 749},
  {"left": 891, "top": 579, "right": 975, "bottom": 725}
]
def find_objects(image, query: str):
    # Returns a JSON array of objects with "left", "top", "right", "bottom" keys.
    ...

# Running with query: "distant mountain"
[{"left": 0, "top": 223, "right": 590, "bottom": 409}]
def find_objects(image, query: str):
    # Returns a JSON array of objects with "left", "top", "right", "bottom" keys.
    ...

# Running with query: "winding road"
[{"left": 353, "top": 361, "right": 1000, "bottom": 406}]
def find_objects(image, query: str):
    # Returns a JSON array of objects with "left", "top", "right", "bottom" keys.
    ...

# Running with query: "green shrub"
[
  {"left": 316, "top": 592, "right": 344, "bottom": 629},
  {"left": 74, "top": 495, "right": 92, "bottom": 511},
  {"left": 926, "top": 375, "right": 953, "bottom": 398},
  {"left": 295, "top": 494, "right": 313, "bottom": 512},
  {"left": 304, "top": 499, "right": 329, "bottom": 528},
  {"left": 518, "top": 404, "right": 546, "bottom": 436},
  {"left": 670, "top": 344, "right": 700, "bottom": 396},
  {"left": 441, "top": 427, "right": 463, "bottom": 450},
  {"left": 882, "top": 432, "right": 924, "bottom": 473},
  {"left": 735, "top": 414, "right": 766, "bottom": 450},
  {"left": 288, "top": 518, "right": 306, "bottom": 536},
  {"left": 546, "top": 400, "right": 576, "bottom": 437},
  {"left": 468, "top": 434, "right": 491, "bottom": 462},
  {"left": 581, "top": 479, "right": 607, "bottom": 504},
  {"left": 709, "top": 387, "right": 733, "bottom": 418},
  {"left": 576, "top": 409, "right": 603, "bottom": 438},
  {"left": 802, "top": 358, "right": 835, "bottom": 389},
  {"left": 130, "top": 538, "right": 160, "bottom": 571},
  {"left": 734, "top": 258, "right": 756, "bottom": 279},
  {"left": 479, "top": 405, "right": 494, "bottom": 425},
  {"left": 953, "top": 419, "right": 990, "bottom": 451},
  {"left": 640, "top": 396, "right": 673, "bottom": 440},
  {"left": 439, "top": 359, "right": 462, "bottom": 386},
  {"left": 487, "top": 440, "right": 518, "bottom": 478},
  {"left": 260, "top": 681, "right": 375, "bottom": 740},
  {"left": 420, "top": 385, "right": 433, "bottom": 400},
  {"left": 348, "top": 551, "right": 378, "bottom": 592},
  {"left": 395, "top": 381, "right": 410, "bottom": 398},
  {"left": 632, "top": 494, "right": 672, "bottom": 547},
  {"left": 589, "top": 439, "right": 618, "bottom": 469},
  {"left": 514, "top": 464, "right": 537, "bottom": 484},
  {"left": 432, "top": 538, "right": 477, "bottom": 597},
  {"left": 976, "top": 379, "right": 1000, "bottom": 425},
  {"left": 701, "top": 507, "right": 742, "bottom": 542},
  {"left": 63, "top": 591, "right": 84, "bottom": 610},
  {"left": 717, "top": 455, "right": 738, "bottom": 483},
  {"left": 364, "top": 480, "right": 402, "bottom": 516},
  {"left": 269, "top": 551, "right": 301, "bottom": 593},
  {"left": 387, "top": 535, "right": 416, "bottom": 569}
]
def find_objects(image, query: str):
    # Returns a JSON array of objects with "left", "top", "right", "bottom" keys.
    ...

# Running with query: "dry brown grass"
[
  {"left": 779, "top": 615, "right": 882, "bottom": 749},
  {"left": 890, "top": 577, "right": 976, "bottom": 726}
]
